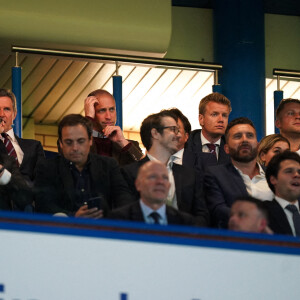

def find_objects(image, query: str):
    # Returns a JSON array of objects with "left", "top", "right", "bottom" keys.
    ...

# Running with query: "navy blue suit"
[
  {"left": 183, "top": 129, "right": 230, "bottom": 172},
  {"left": 204, "top": 162, "right": 249, "bottom": 228},
  {"left": 121, "top": 156, "right": 209, "bottom": 226}
]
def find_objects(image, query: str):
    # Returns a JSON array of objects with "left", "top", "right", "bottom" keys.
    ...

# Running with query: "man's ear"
[
  {"left": 12, "top": 111, "right": 17, "bottom": 121},
  {"left": 224, "top": 143, "right": 229, "bottom": 154},
  {"left": 269, "top": 175, "right": 277, "bottom": 187},
  {"left": 275, "top": 118, "right": 281, "bottom": 129},
  {"left": 89, "top": 137, "right": 93, "bottom": 147},
  {"left": 135, "top": 178, "right": 141, "bottom": 193},
  {"left": 151, "top": 128, "right": 159, "bottom": 140},
  {"left": 198, "top": 114, "right": 204, "bottom": 127}
]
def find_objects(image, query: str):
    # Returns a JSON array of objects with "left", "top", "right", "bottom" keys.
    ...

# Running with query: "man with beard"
[
  {"left": 204, "top": 117, "right": 273, "bottom": 228},
  {"left": 121, "top": 110, "right": 209, "bottom": 226}
]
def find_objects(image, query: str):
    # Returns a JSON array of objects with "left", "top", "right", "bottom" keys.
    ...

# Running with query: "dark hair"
[
  {"left": 225, "top": 117, "right": 256, "bottom": 142},
  {"left": 266, "top": 150, "right": 300, "bottom": 193},
  {"left": 0, "top": 88, "right": 17, "bottom": 113},
  {"left": 58, "top": 114, "right": 93, "bottom": 141},
  {"left": 234, "top": 196, "right": 268, "bottom": 220},
  {"left": 140, "top": 110, "right": 177, "bottom": 150},
  {"left": 168, "top": 108, "right": 191, "bottom": 135},
  {"left": 198, "top": 92, "right": 232, "bottom": 115},
  {"left": 276, "top": 98, "right": 300, "bottom": 119},
  {"left": 88, "top": 89, "right": 115, "bottom": 101}
]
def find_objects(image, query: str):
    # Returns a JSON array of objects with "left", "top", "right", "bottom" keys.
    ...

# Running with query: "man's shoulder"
[
  {"left": 206, "top": 161, "right": 233, "bottom": 174},
  {"left": 16, "top": 136, "right": 42, "bottom": 147}
]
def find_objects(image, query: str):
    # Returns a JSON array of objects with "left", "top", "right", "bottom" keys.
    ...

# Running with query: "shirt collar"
[
  {"left": 275, "top": 195, "right": 300, "bottom": 210},
  {"left": 139, "top": 199, "right": 166, "bottom": 219},
  {"left": 201, "top": 131, "right": 221, "bottom": 146},
  {"left": 172, "top": 148, "right": 184, "bottom": 159},
  {"left": 234, "top": 162, "right": 265, "bottom": 177},
  {"left": 4, "top": 128, "right": 16, "bottom": 142}
]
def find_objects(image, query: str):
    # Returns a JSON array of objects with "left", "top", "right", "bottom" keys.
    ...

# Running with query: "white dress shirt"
[
  {"left": 201, "top": 131, "right": 221, "bottom": 159},
  {"left": 171, "top": 148, "right": 184, "bottom": 165},
  {"left": 235, "top": 163, "right": 274, "bottom": 201}
]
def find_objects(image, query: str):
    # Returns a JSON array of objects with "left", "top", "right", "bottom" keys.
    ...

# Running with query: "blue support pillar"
[
  {"left": 113, "top": 75, "right": 123, "bottom": 129},
  {"left": 12, "top": 66, "right": 22, "bottom": 138},
  {"left": 214, "top": 0, "right": 265, "bottom": 140},
  {"left": 274, "top": 90, "right": 284, "bottom": 133},
  {"left": 212, "top": 85, "right": 222, "bottom": 93}
]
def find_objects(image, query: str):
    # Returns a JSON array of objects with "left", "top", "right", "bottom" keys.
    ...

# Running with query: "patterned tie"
[
  {"left": 1, "top": 133, "right": 19, "bottom": 166},
  {"left": 206, "top": 143, "right": 216, "bottom": 156},
  {"left": 286, "top": 204, "right": 300, "bottom": 236},
  {"left": 149, "top": 212, "right": 160, "bottom": 224}
]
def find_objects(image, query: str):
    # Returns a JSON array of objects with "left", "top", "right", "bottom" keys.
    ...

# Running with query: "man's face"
[
  {"left": 94, "top": 94, "right": 117, "bottom": 129},
  {"left": 199, "top": 101, "right": 230, "bottom": 140},
  {"left": 156, "top": 116, "right": 181, "bottom": 154},
  {"left": 225, "top": 124, "right": 258, "bottom": 163},
  {"left": 59, "top": 124, "right": 92, "bottom": 169},
  {"left": 136, "top": 162, "right": 171, "bottom": 206},
  {"left": 270, "top": 159, "right": 300, "bottom": 202},
  {"left": 276, "top": 102, "right": 300, "bottom": 136},
  {"left": 177, "top": 118, "right": 189, "bottom": 150},
  {"left": 0, "top": 96, "right": 16, "bottom": 133},
  {"left": 228, "top": 201, "right": 265, "bottom": 233}
]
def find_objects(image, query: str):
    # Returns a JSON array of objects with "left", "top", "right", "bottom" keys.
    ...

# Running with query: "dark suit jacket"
[
  {"left": 264, "top": 199, "right": 298, "bottom": 236},
  {"left": 204, "top": 162, "right": 249, "bottom": 228},
  {"left": 183, "top": 129, "right": 230, "bottom": 172},
  {"left": 109, "top": 201, "right": 195, "bottom": 226},
  {"left": 0, "top": 153, "right": 32, "bottom": 211},
  {"left": 13, "top": 136, "right": 45, "bottom": 184},
  {"left": 35, "top": 153, "right": 135, "bottom": 216},
  {"left": 121, "top": 156, "right": 209, "bottom": 226}
]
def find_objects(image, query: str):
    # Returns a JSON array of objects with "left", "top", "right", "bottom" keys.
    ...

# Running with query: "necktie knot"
[
  {"left": 149, "top": 212, "right": 160, "bottom": 224},
  {"left": 206, "top": 143, "right": 216, "bottom": 154}
]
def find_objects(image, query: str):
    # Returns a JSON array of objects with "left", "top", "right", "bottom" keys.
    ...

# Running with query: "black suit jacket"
[
  {"left": 264, "top": 199, "right": 298, "bottom": 236},
  {"left": 0, "top": 153, "right": 32, "bottom": 211},
  {"left": 13, "top": 136, "right": 45, "bottom": 184},
  {"left": 121, "top": 156, "right": 209, "bottom": 226},
  {"left": 109, "top": 201, "right": 195, "bottom": 226},
  {"left": 204, "top": 162, "right": 249, "bottom": 228},
  {"left": 183, "top": 129, "right": 230, "bottom": 172},
  {"left": 35, "top": 153, "right": 135, "bottom": 216}
]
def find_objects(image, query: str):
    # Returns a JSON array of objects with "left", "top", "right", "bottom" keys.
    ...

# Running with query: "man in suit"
[
  {"left": 0, "top": 117, "right": 32, "bottom": 211},
  {"left": 0, "top": 88, "right": 44, "bottom": 185},
  {"left": 121, "top": 110, "right": 209, "bottom": 226},
  {"left": 275, "top": 98, "right": 300, "bottom": 154},
  {"left": 228, "top": 196, "right": 270, "bottom": 234},
  {"left": 184, "top": 92, "right": 232, "bottom": 172},
  {"left": 84, "top": 89, "right": 143, "bottom": 166},
  {"left": 265, "top": 151, "right": 300, "bottom": 237},
  {"left": 110, "top": 161, "right": 194, "bottom": 226},
  {"left": 35, "top": 114, "right": 134, "bottom": 218},
  {"left": 204, "top": 117, "right": 273, "bottom": 228}
]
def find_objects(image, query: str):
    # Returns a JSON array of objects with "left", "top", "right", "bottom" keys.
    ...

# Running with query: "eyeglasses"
[{"left": 159, "top": 126, "right": 180, "bottom": 135}]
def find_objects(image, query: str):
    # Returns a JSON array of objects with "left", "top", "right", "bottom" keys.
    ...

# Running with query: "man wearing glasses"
[{"left": 121, "top": 110, "right": 209, "bottom": 226}]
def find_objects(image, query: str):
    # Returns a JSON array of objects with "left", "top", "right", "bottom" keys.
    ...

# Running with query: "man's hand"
[
  {"left": 75, "top": 205, "right": 103, "bottom": 219},
  {"left": 84, "top": 96, "right": 99, "bottom": 119},
  {"left": 103, "top": 126, "right": 129, "bottom": 148}
]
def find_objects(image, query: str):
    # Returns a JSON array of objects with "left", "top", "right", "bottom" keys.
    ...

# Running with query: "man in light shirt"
[
  {"left": 121, "top": 110, "right": 209, "bottom": 226},
  {"left": 110, "top": 161, "right": 194, "bottom": 226},
  {"left": 265, "top": 151, "right": 300, "bottom": 237},
  {"left": 0, "top": 88, "right": 44, "bottom": 186},
  {"left": 204, "top": 117, "right": 273, "bottom": 228}
]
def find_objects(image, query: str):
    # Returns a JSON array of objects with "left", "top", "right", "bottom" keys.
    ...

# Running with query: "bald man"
[{"left": 109, "top": 161, "right": 195, "bottom": 226}]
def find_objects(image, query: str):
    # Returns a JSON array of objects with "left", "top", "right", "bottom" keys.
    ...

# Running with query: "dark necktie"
[
  {"left": 286, "top": 204, "right": 300, "bottom": 236},
  {"left": 149, "top": 212, "right": 160, "bottom": 224},
  {"left": 206, "top": 143, "right": 216, "bottom": 157},
  {"left": 1, "top": 133, "right": 19, "bottom": 166}
]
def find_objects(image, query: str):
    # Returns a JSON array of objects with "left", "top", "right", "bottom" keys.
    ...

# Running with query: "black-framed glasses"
[{"left": 158, "top": 126, "right": 180, "bottom": 134}]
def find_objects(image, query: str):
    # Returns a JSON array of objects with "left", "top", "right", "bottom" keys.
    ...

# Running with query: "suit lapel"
[
  {"left": 270, "top": 200, "right": 293, "bottom": 235},
  {"left": 227, "top": 163, "right": 248, "bottom": 195},
  {"left": 130, "top": 202, "right": 145, "bottom": 222}
]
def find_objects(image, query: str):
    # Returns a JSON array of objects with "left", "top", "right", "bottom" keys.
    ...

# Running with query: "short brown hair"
[
  {"left": 225, "top": 117, "right": 256, "bottom": 142},
  {"left": 198, "top": 92, "right": 232, "bottom": 115},
  {"left": 276, "top": 98, "right": 300, "bottom": 119},
  {"left": 88, "top": 89, "right": 115, "bottom": 101},
  {"left": 257, "top": 134, "right": 290, "bottom": 165},
  {"left": 0, "top": 88, "right": 17, "bottom": 113}
]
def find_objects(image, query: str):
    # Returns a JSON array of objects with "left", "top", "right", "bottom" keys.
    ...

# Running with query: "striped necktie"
[{"left": 1, "top": 133, "right": 19, "bottom": 166}]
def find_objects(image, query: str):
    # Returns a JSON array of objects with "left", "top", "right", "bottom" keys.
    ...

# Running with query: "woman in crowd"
[{"left": 257, "top": 134, "right": 290, "bottom": 167}]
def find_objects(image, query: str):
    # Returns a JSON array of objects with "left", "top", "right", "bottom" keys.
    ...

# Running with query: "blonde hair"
[{"left": 257, "top": 134, "right": 290, "bottom": 165}]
